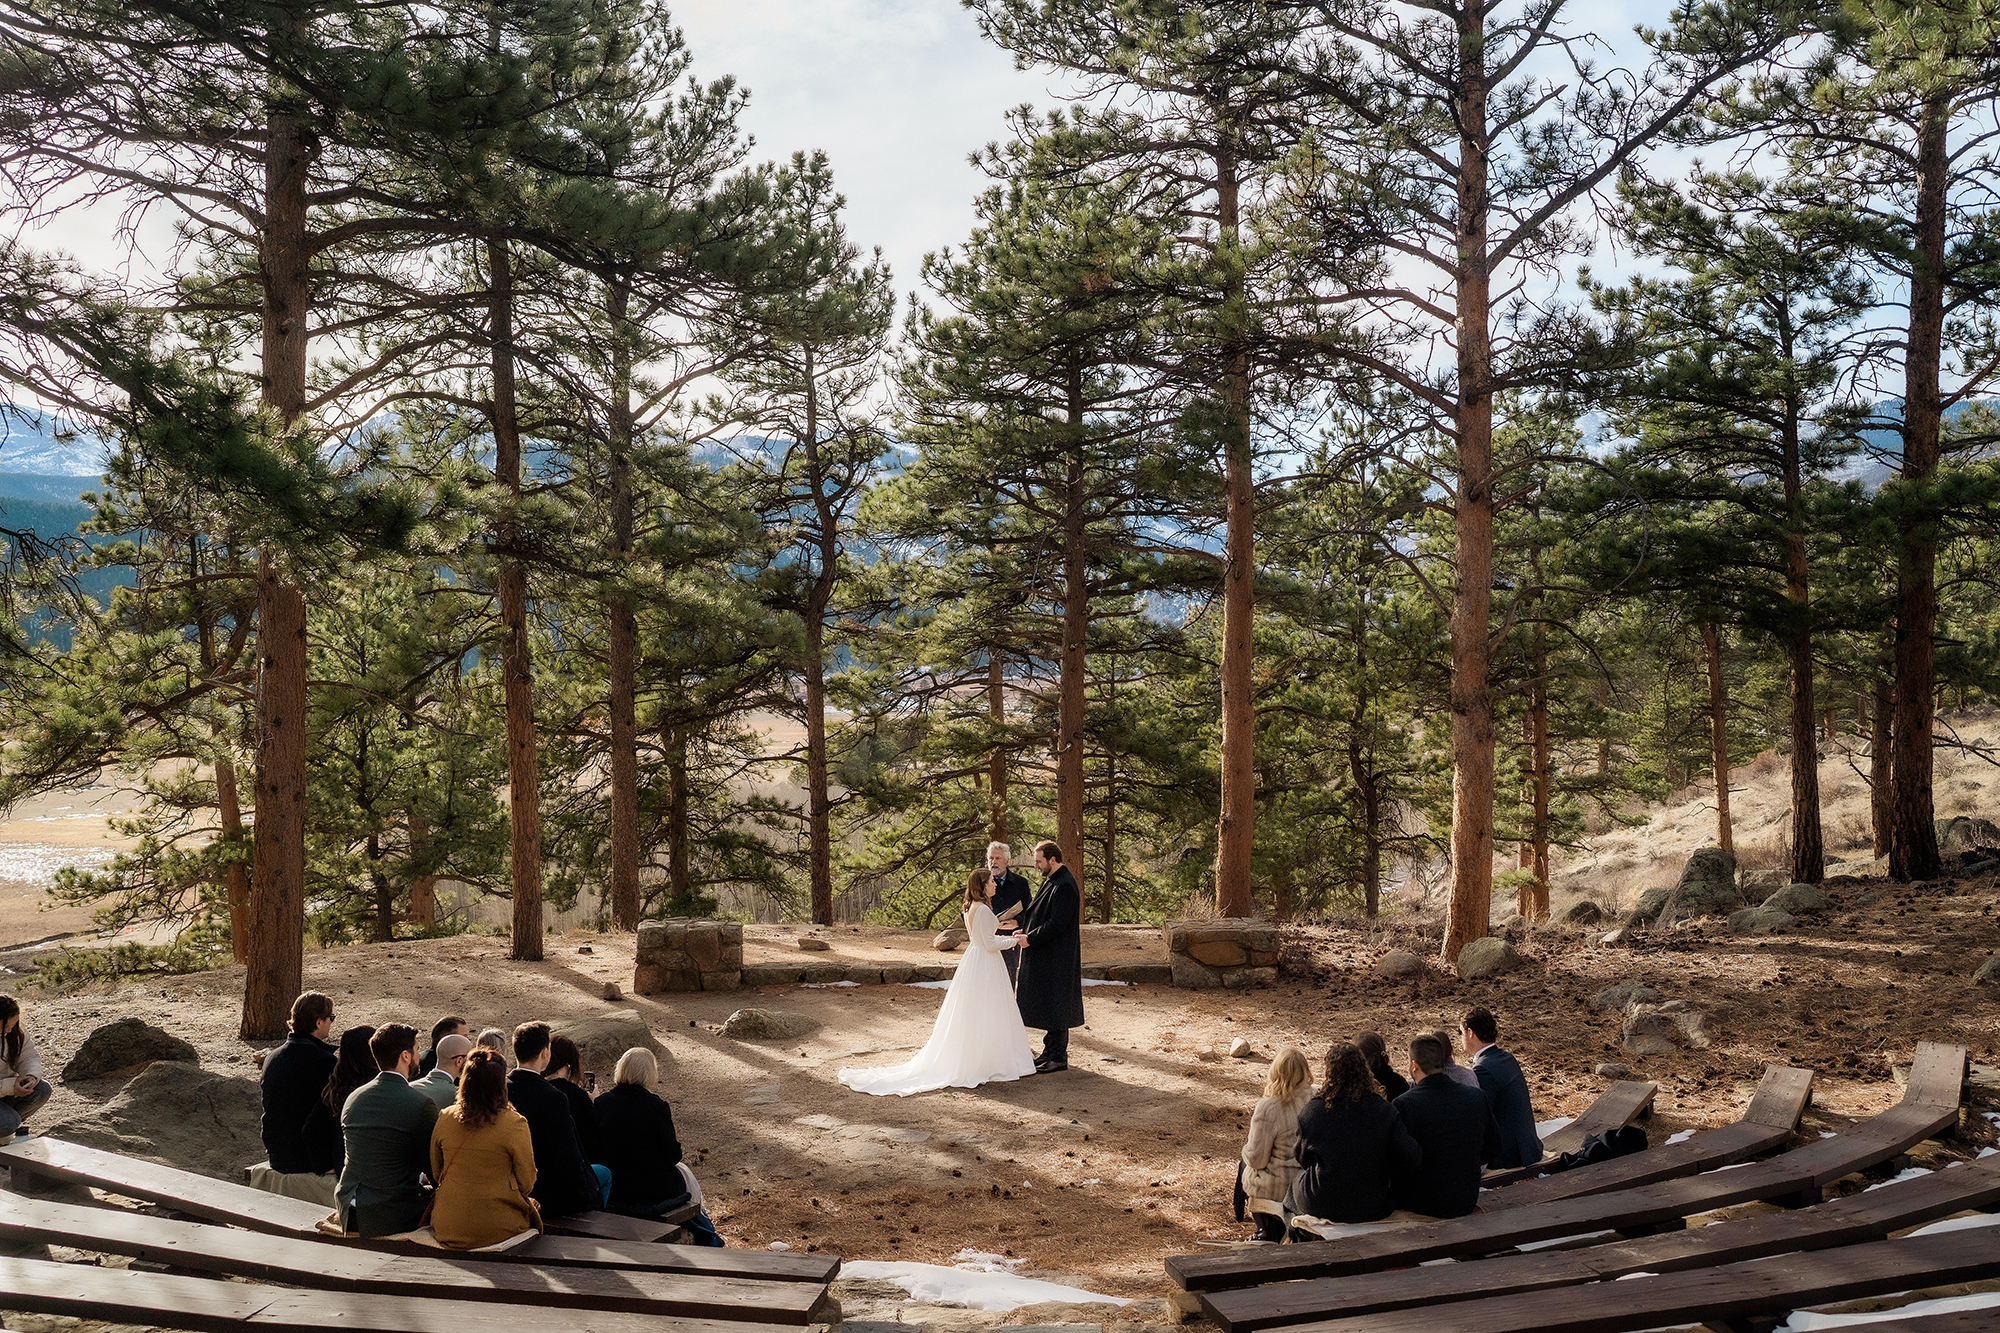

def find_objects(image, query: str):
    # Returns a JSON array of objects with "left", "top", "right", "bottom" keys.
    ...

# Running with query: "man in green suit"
[{"left": 334, "top": 1023, "right": 438, "bottom": 1236}]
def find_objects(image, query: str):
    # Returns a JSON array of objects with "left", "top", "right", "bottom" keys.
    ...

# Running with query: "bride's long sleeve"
[{"left": 968, "top": 903, "right": 1018, "bottom": 952}]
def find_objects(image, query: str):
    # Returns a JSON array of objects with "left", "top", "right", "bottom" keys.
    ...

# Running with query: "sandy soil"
[{"left": 12, "top": 869, "right": 2000, "bottom": 1297}]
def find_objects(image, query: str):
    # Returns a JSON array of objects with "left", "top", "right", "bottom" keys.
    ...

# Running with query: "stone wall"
[
  {"left": 633, "top": 919, "right": 744, "bottom": 994},
  {"left": 1163, "top": 919, "right": 1279, "bottom": 989}
]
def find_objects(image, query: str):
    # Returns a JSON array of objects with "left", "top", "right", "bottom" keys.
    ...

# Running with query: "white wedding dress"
[{"left": 838, "top": 903, "right": 1037, "bottom": 1096}]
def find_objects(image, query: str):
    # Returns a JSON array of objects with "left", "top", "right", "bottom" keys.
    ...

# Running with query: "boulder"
[
  {"left": 799, "top": 937, "right": 832, "bottom": 952},
  {"left": 719, "top": 1009, "right": 821, "bottom": 1041},
  {"left": 1229, "top": 1037, "right": 1254, "bottom": 1058},
  {"left": 1680, "top": 845, "right": 1738, "bottom": 886},
  {"left": 1624, "top": 886, "right": 1673, "bottom": 927},
  {"left": 60, "top": 1018, "right": 200, "bottom": 1083},
  {"left": 1621, "top": 1010, "right": 1681, "bottom": 1056},
  {"left": 1741, "top": 867, "right": 1788, "bottom": 891},
  {"left": 1557, "top": 900, "right": 1604, "bottom": 928},
  {"left": 1974, "top": 957, "right": 2000, "bottom": 985},
  {"left": 1763, "top": 883, "right": 1832, "bottom": 916},
  {"left": 1657, "top": 847, "right": 1744, "bottom": 925},
  {"left": 1938, "top": 816, "right": 2000, "bottom": 855},
  {"left": 1170, "top": 953, "right": 1222, "bottom": 990},
  {"left": 1373, "top": 950, "right": 1425, "bottom": 980},
  {"left": 1595, "top": 1062, "right": 1632, "bottom": 1080},
  {"left": 1457, "top": 937, "right": 1519, "bottom": 980},
  {"left": 552, "top": 1010, "right": 666, "bottom": 1078},
  {"left": 930, "top": 929, "right": 964, "bottom": 953},
  {"left": 1598, "top": 926, "right": 1635, "bottom": 948},
  {"left": 1590, "top": 983, "right": 1661, "bottom": 1012},
  {"left": 1727, "top": 905, "right": 1795, "bottom": 936},
  {"left": 1490, "top": 914, "right": 1527, "bottom": 942},
  {"left": 38, "top": 1061, "right": 262, "bottom": 1181}
]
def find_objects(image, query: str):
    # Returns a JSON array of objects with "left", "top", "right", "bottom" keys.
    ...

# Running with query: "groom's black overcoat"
[{"left": 1015, "top": 865, "right": 1085, "bottom": 1031}]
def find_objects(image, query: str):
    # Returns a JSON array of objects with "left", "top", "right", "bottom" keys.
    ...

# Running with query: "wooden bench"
[
  {"left": 1251, "top": 1225, "right": 2000, "bottom": 1333},
  {"left": 0, "top": 1137, "right": 837, "bottom": 1282},
  {"left": 1166, "top": 1042, "right": 1966, "bottom": 1295},
  {"left": 1480, "top": 1080, "right": 1658, "bottom": 1189},
  {"left": 1482, "top": 1063, "right": 1814, "bottom": 1210},
  {"left": 0, "top": 1256, "right": 801, "bottom": 1333},
  {"left": 0, "top": 1136, "right": 688, "bottom": 1245},
  {"left": 0, "top": 1193, "right": 836, "bottom": 1325},
  {"left": 1201, "top": 1152, "right": 2000, "bottom": 1331}
]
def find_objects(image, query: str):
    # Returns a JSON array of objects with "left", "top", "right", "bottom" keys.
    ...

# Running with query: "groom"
[{"left": 1014, "top": 841, "right": 1083, "bottom": 1074}]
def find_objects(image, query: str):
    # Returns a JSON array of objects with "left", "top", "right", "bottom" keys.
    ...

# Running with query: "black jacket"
[
  {"left": 593, "top": 1083, "right": 685, "bottom": 1211},
  {"left": 508, "top": 1068, "right": 600, "bottom": 1216},
  {"left": 1015, "top": 865, "right": 1085, "bottom": 1031},
  {"left": 553, "top": 1076, "right": 602, "bottom": 1166},
  {"left": 990, "top": 870, "right": 1032, "bottom": 923},
  {"left": 1369, "top": 1057, "right": 1410, "bottom": 1103},
  {"left": 1286, "top": 1093, "right": 1422, "bottom": 1224},
  {"left": 259, "top": 1033, "right": 336, "bottom": 1174},
  {"left": 1390, "top": 1072, "right": 1500, "bottom": 1219},
  {"left": 1474, "top": 1045, "right": 1544, "bottom": 1170}
]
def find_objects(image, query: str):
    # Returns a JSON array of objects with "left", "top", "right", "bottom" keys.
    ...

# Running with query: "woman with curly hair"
[{"left": 1287, "top": 1041, "right": 1421, "bottom": 1226}]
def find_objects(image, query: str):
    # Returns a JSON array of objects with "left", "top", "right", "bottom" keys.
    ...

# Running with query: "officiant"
[
  {"left": 1015, "top": 841, "right": 1084, "bottom": 1074},
  {"left": 986, "top": 841, "right": 1031, "bottom": 983}
]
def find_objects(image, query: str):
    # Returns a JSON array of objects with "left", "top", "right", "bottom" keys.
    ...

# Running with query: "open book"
[{"left": 996, "top": 901, "right": 1024, "bottom": 923}]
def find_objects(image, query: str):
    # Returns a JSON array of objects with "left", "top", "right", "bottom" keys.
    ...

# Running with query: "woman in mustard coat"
[{"left": 428, "top": 1047, "right": 539, "bottom": 1248}]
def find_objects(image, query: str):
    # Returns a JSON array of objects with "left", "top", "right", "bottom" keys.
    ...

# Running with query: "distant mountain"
[{"left": 0, "top": 405, "right": 108, "bottom": 477}]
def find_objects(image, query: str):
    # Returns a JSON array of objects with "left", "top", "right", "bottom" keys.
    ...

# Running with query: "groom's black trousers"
[{"left": 1041, "top": 1027, "right": 1069, "bottom": 1062}]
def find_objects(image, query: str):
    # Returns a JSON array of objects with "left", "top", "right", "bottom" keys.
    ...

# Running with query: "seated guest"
[
  {"left": 1464, "top": 1006, "right": 1543, "bottom": 1170},
  {"left": 545, "top": 1035, "right": 601, "bottom": 1166},
  {"left": 259, "top": 992, "right": 338, "bottom": 1174},
  {"left": 415, "top": 1033, "right": 473, "bottom": 1111},
  {"left": 430, "top": 1049, "right": 539, "bottom": 1249},
  {"left": 475, "top": 1028, "right": 509, "bottom": 1065},
  {"left": 508, "top": 1022, "right": 608, "bottom": 1216},
  {"left": 594, "top": 1047, "right": 723, "bottom": 1246},
  {"left": 1356, "top": 1031, "right": 1408, "bottom": 1102},
  {"left": 419, "top": 1015, "right": 469, "bottom": 1077},
  {"left": 1430, "top": 1028, "right": 1480, "bottom": 1089},
  {"left": 1239, "top": 1046, "right": 1313, "bottom": 1241},
  {"left": 302, "top": 1026, "right": 378, "bottom": 1176},
  {"left": 334, "top": 1023, "right": 438, "bottom": 1237},
  {"left": 1287, "top": 1042, "right": 1421, "bottom": 1225},
  {"left": 1391, "top": 1033, "right": 1498, "bottom": 1219},
  {"left": 0, "top": 995, "right": 50, "bottom": 1139}
]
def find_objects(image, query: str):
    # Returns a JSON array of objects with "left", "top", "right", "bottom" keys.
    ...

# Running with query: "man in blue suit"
[{"left": 1464, "top": 1006, "right": 1543, "bottom": 1170}]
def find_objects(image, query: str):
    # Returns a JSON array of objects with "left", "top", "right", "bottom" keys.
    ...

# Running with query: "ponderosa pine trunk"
[
  {"left": 802, "top": 350, "right": 836, "bottom": 927},
  {"left": 406, "top": 807, "right": 437, "bottom": 930},
  {"left": 987, "top": 655, "right": 1008, "bottom": 845},
  {"left": 1212, "top": 134, "right": 1257, "bottom": 920},
  {"left": 1055, "top": 358, "right": 1088, "bottom": 866},
  {"left": 240, "top": 102, "right": 313, "bottom": 1040},
  {"left": 605, "top": 279, "right": 641, "bottom": 932},
  {"left": 1871, "top": 668, "right": 1893, "bottom": 856},
  {"left": 217, "top": 755, "right": 250, "bottom": 964},
  {"left": 1347, "top": 593, "right": 1382, "bottom": 918},
  {"left": 489, "top": 238, "right": 544, "bottom": 961},
  {"left": 1443, "top": 11, "right": 1498, "bottom": 967},
  {"left": 1888, "top": 92, "right": 1948, "bottom": 883},
  {"left": 1783, "top": 531, "right": 1824, "bottom": 882},
  {"left": 1100, "top": 762, "right": 1117, "bottom": 924},
  {"left": 1699, "top": 621, "right": 1735, "bottom": 858},
  {"left": 666, "top": 729, "right": 692, "bottom": 909}
]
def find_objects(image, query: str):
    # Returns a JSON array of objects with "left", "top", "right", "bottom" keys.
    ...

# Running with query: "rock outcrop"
[{"left": 60, "top": 1018, "right": 199, "bottom": 1083}]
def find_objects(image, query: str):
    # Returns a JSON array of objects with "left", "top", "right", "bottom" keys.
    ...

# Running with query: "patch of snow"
[
  {"left": 1082, "top": 978, "right": 1129, "bottom": 986},
  {"left": 1517, "top": 1229, "right": 1616, "bottom": 1252},
  {"left": 1776, "top": 1290, "right": 2000, "bottom": 1329},
  {"left": 1905, "top": 1213, "right": 2000, "bottom": 1238},
  {"left": 906, "top": 980, "right": 952, "bottom": 989},
  {"left": 1862, "top": 1167, "right": 1932, "bottom": 1192},
  {"left": 1981, "top": 1147, "right": 1998, "bottom": 1159},
  {"left": 1536, "top": 1116, "right": 1576, "bottom": 1137},
  {"left": 802, "top": 981, "right": 860, "bottom": 988},
  {"left": 767, "top": 1241, "right": 792, "bottom": 1251},
  {"left": 1616, "top": 1271, "right": 1660, "bottom": 1280},
  {"left": 1667, "top": 1130, "right": 1695, "bottom": 1145},
  {"left": 840, "top": 1260, "right": 1132, "bottom": 1311}
]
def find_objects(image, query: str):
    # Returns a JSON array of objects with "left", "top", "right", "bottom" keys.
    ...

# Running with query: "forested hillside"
[{"left": 0, "top": 0, "right": 1992, "bottom": 1036}]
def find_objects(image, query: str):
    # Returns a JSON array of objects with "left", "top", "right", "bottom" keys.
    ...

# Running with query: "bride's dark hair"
[{"left": 962, "top": 867, "right": 994, "bottom": 912}]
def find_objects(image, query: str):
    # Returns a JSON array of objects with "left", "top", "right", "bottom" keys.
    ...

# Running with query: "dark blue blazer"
[
  {"left": 1473, "top": 1044, "right": 1544, "bottom": 1170},
  {"left": 1390, "top": 1072, "right": 1499, "bottom": 1219}
]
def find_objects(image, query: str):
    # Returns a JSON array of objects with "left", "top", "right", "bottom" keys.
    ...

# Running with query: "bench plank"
[
  {"left": 1482, "top": 1065, "right": 1812, "bottom": 1211},
  {"left": 497, "top": 1236, "right": 840, "bottom": 1283},
  {"left": 0, "top": 1193, "right": 828, "bottom": 1324},
  {"left": 0, "top": 1258, "right": 795, "bottom": 1333},
  {"left": 1267, "top": 1227, "right": 2000, "bottom": 1333},
  {"left": 1482, "top": 1082, "right": 1660, "bottom": 1189},
  {"left": 1166, "top": 1046, "right": 1966, "bottom": 1293},
  {"left": 1201, "top": 1157, "right": 2000, "bottom": 1331}
]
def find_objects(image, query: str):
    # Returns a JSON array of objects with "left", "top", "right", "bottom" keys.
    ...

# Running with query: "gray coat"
[{"left": 1015, "top": 865, "right": 1084, "bottom": 1031}]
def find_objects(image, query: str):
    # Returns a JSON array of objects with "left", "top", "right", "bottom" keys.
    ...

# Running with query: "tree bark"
[
  {"left": 489, "top": 238, "right": 543, "bottom": 961},
  {"left": 406, "top": 807, "right": 437, "bottom": 930},
  {"left": 1699, "top": 622, "right": 1735, "bottom": 858},
  {"left": 1888, "top": 92, "right": 1948, "bottom": 883},
  {"left": 1526, "top": 617, "right": 1551, "bottom": 919},
  {"left": 667, "top": 728, "right": 692, "bottom": 910},
  {"left": 1443, "top": 4, "right": 1497, "bottom": 966},
  {"left": 216, "top": 756, "right": 250, "bottom": 965},
  {"left": 1213, "top": 132, "right": 1257, "bottom": 920},
  {"left": 1346, "top": 594, "right": 1381, "bottom": 918},
  {"left": 1055, "top": 358, "right": 1088, "bottom": 867},
  {"left": 801, "top": 351, "right": 836, "bottom": 927},
  {"left": 605, "top": 278, "right": 641, "bottom": 932},
  {"left": 1871, "top": 667, "right": 1894, "bottom": 857},
  {"left": 1783, "top": 528, "right": 1824, "bottom": 882},
  {"left": 1100, "top": 764, "right": 1117, "bottom": 925},
  {"left": 240, "top": 101, "right": 313, "bottom": 1040}
]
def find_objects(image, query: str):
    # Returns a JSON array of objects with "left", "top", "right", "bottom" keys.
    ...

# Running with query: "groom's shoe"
[{"left": 1033, "top": 1058, "right": 1068, "bottom": 1073}]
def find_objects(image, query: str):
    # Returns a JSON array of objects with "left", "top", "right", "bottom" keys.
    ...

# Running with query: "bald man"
[{"left": 414, "top": 1033, "right": 473, "bottom": 1110}]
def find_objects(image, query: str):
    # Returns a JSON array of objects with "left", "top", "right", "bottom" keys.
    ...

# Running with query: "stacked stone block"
[
  {"left": 1163, "top": 919, "right": 1279, "bottom": 989},
  {"left": 633, "top": 919, "right": 744, "bottom": 993}
]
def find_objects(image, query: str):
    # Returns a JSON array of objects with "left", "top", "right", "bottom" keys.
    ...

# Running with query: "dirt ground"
[{"left": 10, "top": 869, "right": 2000, "bottom": 1298}]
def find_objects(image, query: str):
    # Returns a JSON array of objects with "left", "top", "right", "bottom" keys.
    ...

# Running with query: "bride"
[{"left": 838, "top": 868, "right": 1037, "bottom": 1096}]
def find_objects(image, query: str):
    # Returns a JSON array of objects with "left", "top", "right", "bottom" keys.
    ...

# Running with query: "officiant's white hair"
[{"left": 986, "top": 840, "right": 1010, "bottom": 859}]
